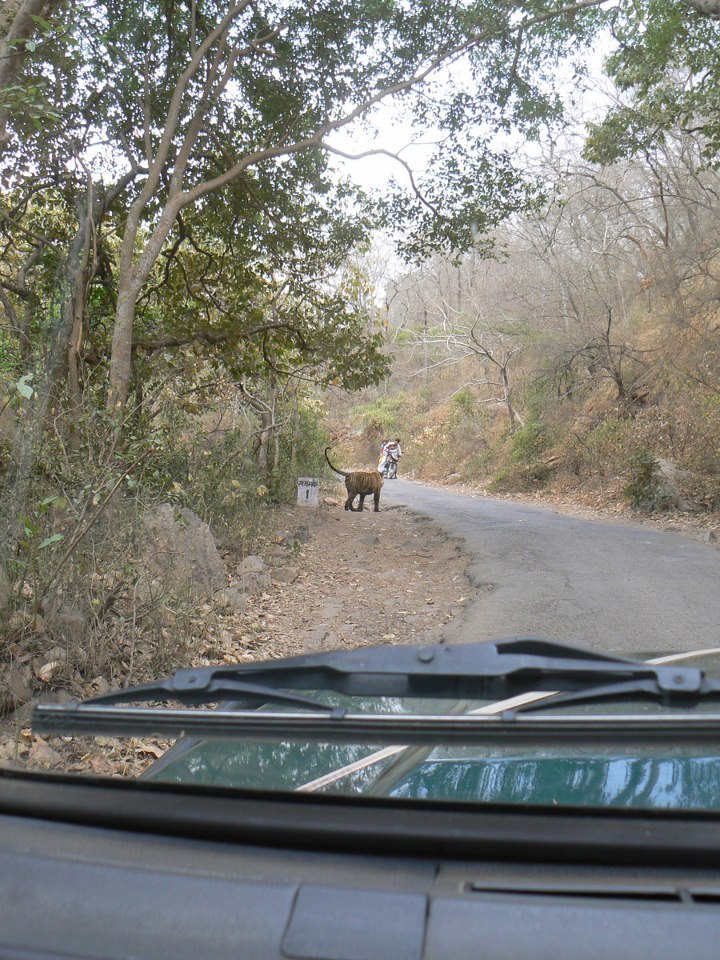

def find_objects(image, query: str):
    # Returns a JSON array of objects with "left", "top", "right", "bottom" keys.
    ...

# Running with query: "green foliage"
[
  {"left": 154, "top": 429, "right": 272, "bottom": 553},
  {"left": 0, "top": 334, "right": 21, "bottom": 377},
  {"left": 508, "top": 420, "right": 550, "bottom": 465},
  {"left": 584, "top": 0, "right": 720, "bottom": 165},
  {"left": 485, "top": 420, "right": 553, "bottom": 492},
  {"left": 2, "top": 0, "right": 613, "bottom": 360},
  {"left": 568, "top": 417, "right": 632, "bottom": 479},
  {"left": 270, "top": 406, "right": 331, "bottom": 501},
  {"left": 489, "top": 460, "right": 550, "bottom": 493},
  {"left": 352, "top": 394, "right": 406, "bottom": 437},
  {"left": 142, "top": 391, "right": 331, "bottom": 549},
  {"left": 12, "top": 492, "right": 68, "bottom": 586},
  {"left": 451, "top": 388, "right": 477, "bottom": 418}
]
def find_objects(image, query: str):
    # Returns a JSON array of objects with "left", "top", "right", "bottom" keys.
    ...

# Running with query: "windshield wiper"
[
  {"left": 49, "top": 669, "right": 334, "bottom": 712},
  {"left": 31, "top": 637, "right": 720, "bottom": 741}
]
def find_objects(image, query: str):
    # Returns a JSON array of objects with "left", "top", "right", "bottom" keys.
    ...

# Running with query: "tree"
[
  {"left": 0, "top": 0, "right": 610, "bottom": 417},
  {"left": 387, "top": 254, "right": 529, "bottom": 425},
  {"left": 585, "top": 0, "right": 720, "bottom": 166},
  {"left": 0, "top": 0, "right": 59, "bottom": 153}
]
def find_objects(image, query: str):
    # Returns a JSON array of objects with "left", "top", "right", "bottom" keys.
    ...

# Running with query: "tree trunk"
[
  {"left": 501, "top": 366, "right": 524, "bottom": 428},
  {"left": 290, "top": 393, "right": 300, "bottom": 475},
  {"left": 107, "top": 203, "right": 179, "bottom": 416},
  {"left": 258, "top": 411, "right": 271, "bottom": 473},
  {"left": 272, "top": 430, "right": 280, "bottom": 472},
  {"left": 108, "top": 287, "right": 138, "bottom": 417},
  {"left": 65, "top": 189, "right": 95, "bottom": 450}
]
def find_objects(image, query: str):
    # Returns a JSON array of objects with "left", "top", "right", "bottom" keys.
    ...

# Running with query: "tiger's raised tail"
[{"left": 325, "top": 447, "right": 350, "bottom": 478}]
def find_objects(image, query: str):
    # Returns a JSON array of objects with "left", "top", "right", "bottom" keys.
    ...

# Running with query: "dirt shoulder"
[
  {"left": 218, "top": 498, "right": 471, "bottom": 662},
  {"left": 0, "top": 491, "right": 471, "bottom": 776}
]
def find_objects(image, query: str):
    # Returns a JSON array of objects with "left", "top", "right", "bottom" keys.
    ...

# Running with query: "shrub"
[
  {"left": 487, "top": 419, "right": 553, "bottom": 492},
  {"left": 624, "top": 449, "right": 661, "bottom": 511},
  {"left": 489, "top": 461, "right": 550, "bottom": 493},
  {"left": 569, "top": 417, "right": 633, "bottom": 479},
  {"left": 351, "top": 394, "right": 406, "bottom": 437},
  {"left": 509, "top": 420, "right": 550, "bottom": 464}
]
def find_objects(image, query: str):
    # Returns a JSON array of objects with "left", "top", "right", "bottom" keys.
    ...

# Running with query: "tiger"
[{"left": 324, "top": 448, "right": 384, "bottom": 512}]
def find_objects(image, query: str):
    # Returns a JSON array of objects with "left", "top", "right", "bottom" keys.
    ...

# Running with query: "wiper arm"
[
  {"left": 510, "top": 675, "right": 720, "bottom": 715},
  {"left": 76, "top": 638, "right": 714, "bottom": 700},
  {"left": 68, "top": 669, "right": 334, "bottom": 712},
  {"left": 31, "top": 637, "right": 720, "bottom": 739}
]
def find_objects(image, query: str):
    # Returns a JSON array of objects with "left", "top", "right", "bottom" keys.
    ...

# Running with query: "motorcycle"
[{"left": 380, "top": 451, "right": 399, "bottom": 479}]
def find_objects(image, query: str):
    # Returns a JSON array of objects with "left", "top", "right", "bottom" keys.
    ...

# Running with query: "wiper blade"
[
  {"left": 31, "top": 637, "right": 720, "bottom": 738},
  {"left": 31, "top": 703, "right": 720, "bottom": 746}
]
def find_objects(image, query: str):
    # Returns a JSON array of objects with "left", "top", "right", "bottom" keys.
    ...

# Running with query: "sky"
[{"left": 326, "top": 36, "right": 617, "bottom": 194}]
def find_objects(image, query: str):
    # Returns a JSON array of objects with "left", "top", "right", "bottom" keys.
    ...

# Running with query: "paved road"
[{"left": 382, "top": 480, "right": 720, "bottom": 654}]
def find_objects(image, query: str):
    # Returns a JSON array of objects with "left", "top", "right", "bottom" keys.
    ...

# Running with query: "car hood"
[{"left": 143, "top": 647, "right": 720, "bottom": 811}]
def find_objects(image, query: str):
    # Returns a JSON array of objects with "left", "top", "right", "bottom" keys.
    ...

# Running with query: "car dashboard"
[{"left": 2, "top": 771, "right": 720, "bottom": 960}]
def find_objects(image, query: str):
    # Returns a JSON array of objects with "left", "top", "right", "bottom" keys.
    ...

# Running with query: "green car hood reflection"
[
  {"left": 143, "top": 648, "right": 720, "bottom": 811},
  {"left": 147, "top": 725, "right": 720, "bottom": 811},
  {"left": 389, "top": 754, "right": 720, "bottom": 809}
]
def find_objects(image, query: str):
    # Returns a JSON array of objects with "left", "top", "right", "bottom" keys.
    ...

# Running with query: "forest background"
[{"left": 0, "top": 0, "right": 719, "bottom": 716}]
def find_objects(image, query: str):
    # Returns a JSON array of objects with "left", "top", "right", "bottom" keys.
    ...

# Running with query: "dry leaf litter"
[{"left": 0, "top": 499, "right": 470, "bottom": 780}]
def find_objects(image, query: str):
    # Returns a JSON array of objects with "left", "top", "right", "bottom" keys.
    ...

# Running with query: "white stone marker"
[{"left": 297, "top": 477, "right": 320, "bottom": 506}]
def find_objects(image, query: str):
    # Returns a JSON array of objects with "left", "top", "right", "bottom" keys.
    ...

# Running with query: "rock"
[
  {"left": 272, "top": 566, "right": 300, "bottom": 584},
  {"left": 216, "top": 587, "right": 247, "bottom": 614},
  {"left": 234, "top": 555, "right": 271, "bottom": 594},
  {"left": 237, "top": 555, "right": 265, "bottom": 574},
  {"left": 134, "top": 578, "right": 165, "bottom": 604},
  {"left": 1, "top": 665, "right": 33, "bottom": 702},
  {"left": 42, "top": 600, "right": 87, "bottom": 646},
  {"left": 0, "top": 663, "right": 34, "bottom": 717},
  {"left": 143, "top": 504, "right": 226, "bottom": 598},
  {"left": 655, "top": 459, "right": 695, "bottom": 511}
]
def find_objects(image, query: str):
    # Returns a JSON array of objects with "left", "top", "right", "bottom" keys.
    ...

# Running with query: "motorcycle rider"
[{"left": 379, "top": 438, "right": 402, "bottom": 478}]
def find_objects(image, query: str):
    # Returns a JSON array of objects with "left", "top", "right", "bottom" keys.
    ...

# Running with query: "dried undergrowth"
[{"left": 0, "top": 496, "right": 471, "bottom": 779}]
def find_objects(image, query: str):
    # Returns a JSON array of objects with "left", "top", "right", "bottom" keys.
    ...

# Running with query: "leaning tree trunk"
[
  {"left": 107, "top": 201, "right": 181, "bottom": 416},
  {"left": 501, "top": 366, "right": 524, "bottom": 428},
  {"left": 108, "top": 288, "right": 138, "bottom": 417}
]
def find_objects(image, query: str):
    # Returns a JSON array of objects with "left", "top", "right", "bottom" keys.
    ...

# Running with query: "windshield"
[
  {"left": 1, "top": 0, "right": 719, "bottom": 825},
  {"left": 10, "top": 646, "right": 720, "bottom": 813}
]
